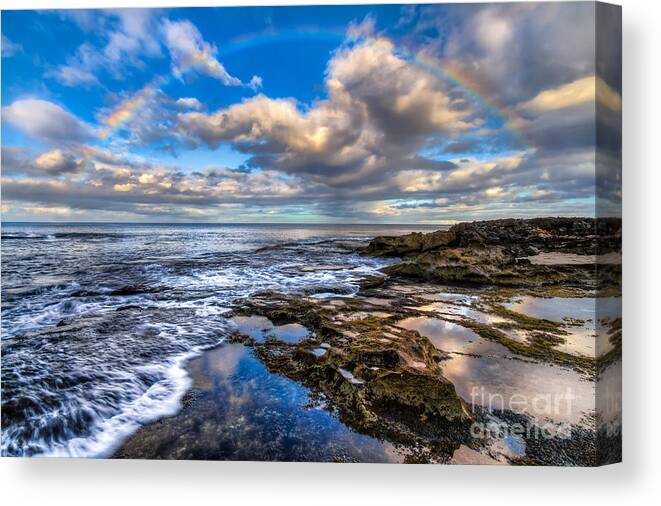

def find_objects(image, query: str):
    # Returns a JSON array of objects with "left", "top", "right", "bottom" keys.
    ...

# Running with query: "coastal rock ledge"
[{"left": 363, "top": 217, "right": 621, "bottom": 289}]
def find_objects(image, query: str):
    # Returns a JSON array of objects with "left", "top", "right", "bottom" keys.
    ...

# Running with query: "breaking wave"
[{"left": 1, "top": 223, "right": 420, "bottom": 457}]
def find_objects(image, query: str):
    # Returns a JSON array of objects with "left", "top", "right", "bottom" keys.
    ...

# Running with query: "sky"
[{"left": 1, "top": 3, "right": 621, "bottom": 223}]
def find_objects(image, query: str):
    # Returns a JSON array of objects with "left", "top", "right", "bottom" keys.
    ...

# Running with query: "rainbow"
[
  {"left": 97, "top": 27, "right": 526, "bottom": 147},
  {"left": 97, "top": 29, "right": 345, "bottom": 142},
  {"left": 97, "top": 50, "right": 225, "bottom": 141},
  {"left": 412, "top": 51, "right": 527, "bottom": 146},
  {"left": 98, "top": 81, "right": 162, "bottom": 140},
  {"left": 217, "top": 27, "right": 345, "bottom": 58}
]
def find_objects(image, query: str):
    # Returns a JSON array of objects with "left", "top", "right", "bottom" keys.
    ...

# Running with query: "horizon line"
[
  {"left": 0, "top": 214, "right": 613, "bottom": 227},
  {"left": 1, "top": 220, "right": 451, "bottom": 226}
]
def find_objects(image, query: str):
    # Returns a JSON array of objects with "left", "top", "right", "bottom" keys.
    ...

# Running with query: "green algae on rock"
[{"left": 227, "top": 292, "right": 473, "bottom": 452}]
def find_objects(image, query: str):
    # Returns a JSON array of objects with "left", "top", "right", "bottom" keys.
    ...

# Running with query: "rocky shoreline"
[
  {"left": 364, "top": 217, "right": 621, "bottom": 290},
  {"left": 115, "top": 217, "right": 621, "bottom": 465}
]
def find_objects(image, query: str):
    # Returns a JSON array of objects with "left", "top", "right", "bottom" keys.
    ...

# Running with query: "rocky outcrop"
[
  {"left": 365, "top": 229, "right": 457, "bottom": 256},
  {"left": 364, "top": 217, "right": 621, "bottom": 288},
  {"left": 364, "top": 217, "right": 621, "bottom": 257}
]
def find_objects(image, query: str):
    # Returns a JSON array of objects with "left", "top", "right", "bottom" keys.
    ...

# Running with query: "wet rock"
[
  {"left": 358, "top": 274, "right": 387, "bottom": 290},
  {"left": 227, "top": 293, "right": 472, "bottom": 448},
  {"left": 109, "top": 285, "right": 162, "bottom": 296}
]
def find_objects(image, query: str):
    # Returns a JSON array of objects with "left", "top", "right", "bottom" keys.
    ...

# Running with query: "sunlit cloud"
[
  {"left": 3, "top": 99, "right": 96, "bottom": 144},
  {"left": 1, "top": 3, "right": 620, "bottom": 222},
  {"left": 162, "top": 19, "right": 242, "bottom": 85}
]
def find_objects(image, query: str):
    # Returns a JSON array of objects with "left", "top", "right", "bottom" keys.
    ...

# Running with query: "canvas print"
[{"left": 1, "top": 2, "right": 621, "bottom": 465}]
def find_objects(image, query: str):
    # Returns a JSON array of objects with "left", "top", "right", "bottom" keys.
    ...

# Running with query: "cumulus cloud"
[
  {"left": 394, "top": 155, "right": 525, "bottom": 194},
  {"left": 177, "top": 36, "right": 475, "bottom": 188},
  {"left": 596, "top": 77, "right": 623, "bottom": 112},
  {"left": 1, "top": 143, "right": 313, "bottom": 220},
  {"left": 521, "top": 76, "right": 598, "bottom": 112},
  {"left": 2, "top": 147, "right": 87, "bottom": 176},
  {"left": 346, "top": 15, "right": 377, "bottom": 41},
  {"left": 472, "top": 8, "right": 513, "bottom": 54},
  {"left": 57, "top": 10, "right": 101, "bottom": 31},
  {"left": 162, "top": 19, "right": 241, "bottom": 85},
  {"left": 4, "top": 4, "right": 620, "bottom": 222},
  {"left": 45, "top": 43, "right": 103, "bottom": 87},
  {"left": 33, "top": 150, "right": 85, "bottom": 175},
  {"left": 49, "top": 13, "right": 251, "bottom": 91},
  {"left": 96, "top": 88, "right": 189, "bottom": 151},
  {"left": 3, "top": 99, "right": 95, "bottom": 143}
]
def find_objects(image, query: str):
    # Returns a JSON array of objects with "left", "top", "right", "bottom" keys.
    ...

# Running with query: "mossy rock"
[{"left": 367, "top": 370, "right": 469, "bottom": 422}]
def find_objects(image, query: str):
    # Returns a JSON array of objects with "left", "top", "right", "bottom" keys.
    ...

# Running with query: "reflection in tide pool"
[
  {"left": 419, "top": 301, "right": 510, "bottom": 325},
  {"left": 397, "top": 316, "right": 511, "bottom": 355},
  {"left": 115, "top": 343, "right": 404, "bottom": 462},
  {"left": 506, "top": 296, "right": 621, "bottom": 323},
  {"left": 440, "top": 354, "right": 594, "bottom": 426},
  {"left": 505, "top": 296, "right": 622, "bottom": 357},
  {"left": 397, "top": 313, "right": 595, "bottom": 426},
  {"left": 230, "top": 315, "right": 310, "bottom": 343}
]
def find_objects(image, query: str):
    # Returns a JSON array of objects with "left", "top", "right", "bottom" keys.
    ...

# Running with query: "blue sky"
[{"left": 1, "top": 4, "right": 621, "bottom": 223}]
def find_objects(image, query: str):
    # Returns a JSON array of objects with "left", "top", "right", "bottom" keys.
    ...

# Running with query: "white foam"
[{"left": 33, "top": 350, "right": 201, "bottom": 458}]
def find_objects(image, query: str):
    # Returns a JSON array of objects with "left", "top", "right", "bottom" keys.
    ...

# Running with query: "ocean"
[{"left": 0, "top": 222, "right": 437, "bottom": 458}]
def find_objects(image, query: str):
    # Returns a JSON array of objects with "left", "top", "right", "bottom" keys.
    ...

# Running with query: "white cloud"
[
  {"left": 442, "top": 2, "right": 597, "bottom": 107},
  {"left": 46, "top": 10, "right": 159, "bottom": 87},
  {"left": 58, "top": 10, "right": 99, "bottom": 31},
  {"left": 249, "top": 75, "right": 263, "bottom": 91},
  {"left": 3, "top": 99, "right": 95, "bottom": 143},
  {"left": 176, "top": 97, "right": 203, "bottom": 110},
  {"left": 25, "top": 206, "right": 72, "bottom": 216},
  {"left": 103, "top": 8, "right": 161, "bottom": 62},
  {"left": 45, "top": 43, "right": 102, "bottom": 87},
  {"left": 138, "top": 173, "right": 156, "bottom": 184},
  {"left": 473, "top": 8, "right": 513, "bottom": 53},
  {"left": 2, "top": 34, "right": 22, "bottom": 57},
  {"left": 520, "top": 75, "right": 610, "bottom": 112},
  {"left": 483, "top": 186, "right": 514, "bottom": 200},
  {"left": 346, "top": 16, "right": 377, "bottom": 41},
  {"left": 177, "top": 36, "right": 475, "bottom": 187},
  {"left": 3, "top": 5, "right": 617, "bottom": 222},
  {"left": 162, "top": 19, "right": 241, "bottom": 86},
  {"left": 46, "top": 65, "right": 100, "bottom": 87},
  {"left": 113, "top": 183, "right": 136, "bottom": 192},
  {"left": 395, "top": 155, "right": 525, "bottom": 193}
]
